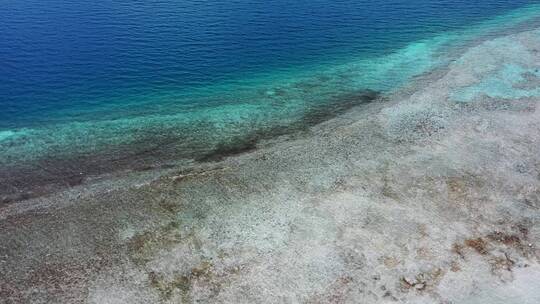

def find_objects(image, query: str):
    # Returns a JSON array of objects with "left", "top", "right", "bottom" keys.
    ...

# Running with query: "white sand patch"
[{"left": 0, "top": 130, "right": 15, "bottom": 141}]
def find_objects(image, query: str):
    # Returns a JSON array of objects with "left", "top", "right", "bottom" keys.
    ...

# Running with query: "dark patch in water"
[
  {"left": 301, "top": 89, "right": 379, "bottom": 125},
  {"left": 196, "top": 136, "right": 259, "bottom": 162},
  {"left": 0, "top": 89, "right": 379, "bottom": 204},
  {"left": 197, "top": 89, "right": 379, "bottom": 162}
]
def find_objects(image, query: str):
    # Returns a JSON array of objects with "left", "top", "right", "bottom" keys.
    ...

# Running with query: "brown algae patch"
[
  {"left": 147, "top": 260, "right": 246, "bottom": 302},
  {"left": 400, "top": 268, "right": 445, "bottom": 293},
  {"left": 127, "top": 221, "right": 193, "bottom": 265},
  {"left": 464, "top": 238, "right": 489, "bottom": 255},
  {"left": 147, "top": 261, "right": 213, "bottom": 302},
  {"left": 450, "top": 227, "right": 536, "bottom": 277},
  {"left": 445, "top": 173, "right": 487, "bottom": 202}
]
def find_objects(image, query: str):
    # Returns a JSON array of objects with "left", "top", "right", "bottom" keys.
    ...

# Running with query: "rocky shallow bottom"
[{"left": 1, "top": 28, "right": 540, "bottom": 304}]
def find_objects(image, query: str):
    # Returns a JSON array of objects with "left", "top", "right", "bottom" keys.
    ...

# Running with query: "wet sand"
[{"left": 1, "top": 28, "right": 540, "bottom": 303}]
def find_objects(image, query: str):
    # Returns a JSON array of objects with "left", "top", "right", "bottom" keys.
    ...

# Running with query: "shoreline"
[
  {"left": 1, "top": 25, "right": 540, "bottom": 303},
  {"left": 3, "top": 5, "right": 540, "bottom": 207},
  {"left": 0, "top": 89, "right": 381, "bottom": 206},
  {"left": 0, "top": 14, "right": 540, "bottom": 205}
]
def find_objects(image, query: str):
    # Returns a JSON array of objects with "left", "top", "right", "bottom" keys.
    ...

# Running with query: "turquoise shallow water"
[
  {"left": 1, "top": 2, "right": 540, "bottom": 201},
  {"left": 454, "top": 64, "right": 540, "bottom": 102}
]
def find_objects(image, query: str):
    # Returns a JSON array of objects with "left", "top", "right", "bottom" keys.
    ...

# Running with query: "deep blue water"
[{"left": 1, "top": 0, "right": 539, "bottom": 129}]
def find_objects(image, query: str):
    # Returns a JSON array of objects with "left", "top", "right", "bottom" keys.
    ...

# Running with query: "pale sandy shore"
[{"left": 1, "top": 28, "right": 540, "bottom": 304}]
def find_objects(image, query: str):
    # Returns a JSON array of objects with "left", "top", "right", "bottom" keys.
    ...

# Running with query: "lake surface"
[{"left": 1, "top": 0, "right": 540, "bottom": 200}]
